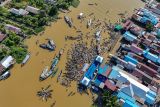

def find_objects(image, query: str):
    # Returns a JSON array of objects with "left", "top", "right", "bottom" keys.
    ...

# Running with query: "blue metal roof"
[
  {"left": 143, "top": 50, "right": 158, "bottom": 63},
  {"left": 117, "top": 91, "right": 136, "bottom": 104},
  {"left": 108, "top": 69, "right": 120, "bottom": 79},
  {"left": 123, "top": 31, "right": 137, "bottom": 42},
  {"left": 98, "top": 64, "right": 109, "bottom": 74},
  {"left": 141, "top": 9, "right": 158, "bottom": 25},
  {"left": 94, "top": 78, "right": 101, "bottom": 87},
  {"left": 147, "top": 90, "right": 157, "bottom": 98},
  {"left": 123, "top": 100, "right": 139, "bottom": 107},
  {"left": 145, "top": 94, "right": 155, "bottom": 105},
  {"left": 124, "top": 55, "right": 138, "bottom": 65}
]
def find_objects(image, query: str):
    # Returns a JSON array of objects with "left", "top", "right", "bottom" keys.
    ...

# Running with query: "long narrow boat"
[
  {"left": 87, "top": 19, "right": 92, "bottom": 28},
  {"left": 51, "top": 68, "right": 58, "bottom": 78},
  {"left": 21, "top": 53, "right": 30, "bottom": 66},
  {"left": 64, "top": 16, "right": 73, "bottom": 27},
  {"left": 57, "top": 70, "right": 62, "bottom": 82},
  {"left": 39, "top": 66, "right": 52, "bottom": 81},
  {"left": 50, "top": 57, "right": 59, "bottom": 70}
]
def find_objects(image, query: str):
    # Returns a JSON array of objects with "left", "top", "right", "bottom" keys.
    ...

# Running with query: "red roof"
[
  {"left": 148, "top": 34, "right": 156, "bottom": 41},
  {"left": 156, "top": 3, "right": 160, "bottom": 10},
  {"left": 130, "top": 44, "right": 143, "bottom": 54},
  {"left": 147, "top": 61, "right": 159, "bottom": 71},
  {"left": 0, "top": 33, "right": 6, "bottom": 42},
  {"left": 131, "top": 53, "right": 144, "bottom": 62},
  {"left": 137, "top": 63, "right": 157, "bottom": 77},
  {"left": 123, "top": 20, "right": 132, "bottom": 30},
  {"left": 104, "top": 80, "right": 117, "bottom": 91}
]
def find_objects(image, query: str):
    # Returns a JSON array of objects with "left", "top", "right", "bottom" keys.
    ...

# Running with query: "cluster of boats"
[
  {"left": 39, "top": 49, "right": 64, "bottom": 81},
  {"left": 39, "top": 57, "right": 59, "bottom": 81},
  {"left": 39, "top": 39, "right": 56, "bottom": 51}
]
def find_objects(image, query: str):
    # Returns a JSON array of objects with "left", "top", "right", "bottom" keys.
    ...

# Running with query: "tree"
[
  {"left": 49, "top": 6, "right": 58, "bottom": 16},
  {"left": 102, "top": 91, "right": 121, "bottom": 107},
  {"left": 94, "top": 91, "right": 121, "bottom": 107},
  {"left": 146, "top": 21, "right": 154, "bottom": 32}
]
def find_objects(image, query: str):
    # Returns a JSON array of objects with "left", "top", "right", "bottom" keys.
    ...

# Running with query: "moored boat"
[
  {"left": 39, "top": 43, "right": 47, "bottom": 49},
  {"left": 40, "top": 66, "right": 51, "bottom": 81},
  {"left": 0, "top": 71, "right": 10, "bottom": 80},
  {"left": 46, "top": 44, "right": 55, "bottom": 51},
  {"left": 87, "top": 19, "right": 92, "bottom": 28},
  {"left": 50, "top": 57, "right": 59, "bottom": 70},
  {"left": 21, "top": 52, "right": 30, "bottom": 66},
  {"left": 51, "top": 68, "right": 58, "bottom": 78},
  {"left": 48, "top": 39, "right": 56, "bottom": 48},
  {"left": 64, "top": 16, "right": 73, "bottom": 27}
]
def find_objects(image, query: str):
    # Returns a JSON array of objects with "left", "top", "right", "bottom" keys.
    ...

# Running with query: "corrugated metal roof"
[
  {"left": 123, "top": 100, "right": 139, "bottom": 107},
  {"left": 123, "top": 31, "right": 137, "bottom": 42},
  {"left": 124, "top": 55, "right": 138, "bottom": 65}
]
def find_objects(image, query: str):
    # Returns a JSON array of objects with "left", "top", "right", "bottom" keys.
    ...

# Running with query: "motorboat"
[
  {"left": 48, "top": 39, "right": 56, "bottom": 48},
  {"left": 40, "top": 66, "right": 52, "bottom": 81},
  {"left": 0, "top": 71, "right": 10, "bottom": 80},
  {"left": 46, "top": 44, "right": 55, "bottom": 51},
  {"left": 64, "top": 16, "right": 73, "bottom": 27},
  {"left": 50, "top": 57, "right": 59, "bottom": 70},
  {"left": 21, "top": 52, "right": 30, "bottom": 66}
]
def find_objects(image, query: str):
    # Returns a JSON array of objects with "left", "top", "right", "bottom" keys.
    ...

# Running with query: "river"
[{"left": 0, "top": 0, "right": 144, "bottom": 107}]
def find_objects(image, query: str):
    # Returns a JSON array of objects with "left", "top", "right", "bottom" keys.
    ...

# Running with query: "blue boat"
[{"left": 50, "top": 57, "right": 59, "bottom": 70}]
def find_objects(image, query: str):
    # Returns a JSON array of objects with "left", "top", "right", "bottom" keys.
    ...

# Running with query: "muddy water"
[{"left": 0, "top": 0, "right": 144, "bottom": 107}]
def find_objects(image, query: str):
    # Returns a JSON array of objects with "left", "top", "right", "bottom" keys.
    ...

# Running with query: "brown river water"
[{"left": 0, "top": 0, "right": 144, "bottom": 107}]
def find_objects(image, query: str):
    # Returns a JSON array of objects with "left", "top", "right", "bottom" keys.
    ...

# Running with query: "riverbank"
[{"left": 0, "top": 0, "right": 144, "bottom": 107}]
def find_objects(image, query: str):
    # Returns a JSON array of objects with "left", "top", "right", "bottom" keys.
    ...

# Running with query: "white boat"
[
  {"left": 21, "top": 53, "right": 30, "bottom": 66},
  {"left": 0, "top": 71, "right": 10, "bottom": 80},
  {"left": 40, "top": 66, "right": 53, "bottom": 81},
  {"left": 64, "top": 16, "right": 73, "bottom": 27},
  {"left": 95, "top": 30, "right": 101, "bottom": 41},
  {"left": 78, "top": 13, "right": 84, "bottom": 19},
  {"left": 48, "top": 39, "right": 56, "bottom": 47},
  {"left": 87, "top": 19, "right": 92, "bottom": 28}
]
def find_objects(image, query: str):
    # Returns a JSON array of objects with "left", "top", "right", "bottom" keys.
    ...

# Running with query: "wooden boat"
[
  {"left": 39, "top": 44, "right": 47, "bottom": 49},
  {"left": 40, "top": 66, "right": 52, "bottom": 81},
  {"left": 50, "top": 57, "right": 59, "bottom": 70},
  {"left": 51, "top": 68, "right": 58, "bottom": 78},
  {"left": 64, "top": 16, "right": 73, "bottom": 27},
  {"left": 21, "top": 52, "right": 30, "bottom": 66},
  {"left": 57, "top": 70, "right": 62, "bottom": 82},
  {"left": 87, "top": 19, "right": 92, "bottom": 28}
]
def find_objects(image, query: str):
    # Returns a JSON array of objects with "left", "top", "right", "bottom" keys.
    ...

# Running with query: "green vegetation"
[
  {"left": 146, "top": 21, "right": 154, "bottom": 32},
  {"left": 93, "top": 91, "right": 121, "bottom": 107},
  {"left": 156, "top": 0, "right": 160, "bottom": 2},
  {"left": 1, "top": 32, "right": 27, "bottom": 63},
  {"left": 101, "top": 91, "right": 121, "bottom": 107},
  {"left": 0, "top": 0, "right": 80, "bottom": 63}
]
